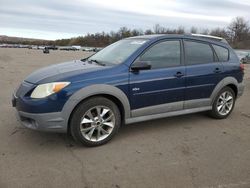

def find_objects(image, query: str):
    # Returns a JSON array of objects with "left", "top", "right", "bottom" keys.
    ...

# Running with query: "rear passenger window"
[
  {"left": 184, "top": 41, "right": 214, "bottom": 65},
  {"left": 137, "top": 40, "right": 181, "bottom": 69},
  {"left": 212, "top": 45, "right": 229, "bottom": 62}
]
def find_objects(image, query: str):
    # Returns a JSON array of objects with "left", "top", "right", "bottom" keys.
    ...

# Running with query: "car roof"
[
  {"left": 129, "top": 34, "right": 229, "bottom": 47},
  {"left": 129, "top": 34, "right": 182, "bottom": 40}
]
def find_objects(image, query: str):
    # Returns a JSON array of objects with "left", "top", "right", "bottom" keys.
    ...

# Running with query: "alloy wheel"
[
  {"left": 216, "top": 91, "right": 234, "bottom": 116},
  {"left": 80, "top": 106, "right": 115, "bottom": 142}
]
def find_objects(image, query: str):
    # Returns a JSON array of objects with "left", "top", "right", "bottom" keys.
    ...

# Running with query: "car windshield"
[{"left": 87, "top": 39, "right": 148, "bottom": 65}]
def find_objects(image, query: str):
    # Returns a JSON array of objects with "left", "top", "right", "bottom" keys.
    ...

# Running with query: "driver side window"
[{"left": 136, "top": 40, "right": 181, "bottom": 69}]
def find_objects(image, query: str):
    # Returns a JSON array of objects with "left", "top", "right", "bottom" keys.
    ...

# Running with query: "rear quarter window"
[{"left": 212, "top": 45, "right": 229, "bottom": 62}]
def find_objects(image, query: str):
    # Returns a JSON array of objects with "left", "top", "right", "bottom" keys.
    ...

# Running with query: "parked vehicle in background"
[
  {"left": 82, "top": 47, "right": 95, "bottom": 52},
  {"left": 0, "top": 44, "right": 29, "bottom": 48},
  {"left": 93, "top": 47, "right": 103, "bottom": 52},
  {"left": 38, "top": 46, "right": 45, "bottom": 50},
  {"left": 12, "top": 34, "right": 244, "bottom": 147},
  {"left": 72, "top": 46, "right": 81, "bottom": 50},
  {"left": 46, "top": 45, "right": 58, "bottom": 50},
  {"left": 43, "top": 47, "right": 49, "bottom": 54},
  {"left": 241, "top": 54, "right": 250, "bottom": 64},
  {"left": 28, "top": 45, "right": 39, "bottom": 50},
  {"left": 59, "top": 46, "right": 78, "bottom": 51},
  {"left": 0, "top": 44, "right": 7, "bottom": 48}
]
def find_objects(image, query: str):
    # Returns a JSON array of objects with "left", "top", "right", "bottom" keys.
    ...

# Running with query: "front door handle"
[
  {"left": 174, "top": 72, "right": 184, "bottom": 78},
  {"left": 214, "top": 68, "right": 222, "bottom": 73}
]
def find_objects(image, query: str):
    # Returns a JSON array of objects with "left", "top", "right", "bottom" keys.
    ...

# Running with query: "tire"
[
  {"left": 70, "top": 97, "right": 121, "bottom": 147},
  {"left": 209, "top": 87, "right": 236, "bottom": 119}
]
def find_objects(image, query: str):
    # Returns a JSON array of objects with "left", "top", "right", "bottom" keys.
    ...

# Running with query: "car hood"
[{"left": 25, "top": 60, "right": 104, "bottom": 84}]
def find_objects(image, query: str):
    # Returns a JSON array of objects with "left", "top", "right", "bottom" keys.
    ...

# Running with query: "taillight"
[{"left": 240, "top": 63, "right": 245, "bottom": 73}]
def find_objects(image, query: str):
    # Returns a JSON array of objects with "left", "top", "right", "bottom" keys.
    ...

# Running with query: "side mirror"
[{"left": 131, "top": 61, "right": 151, "bottom": 72}]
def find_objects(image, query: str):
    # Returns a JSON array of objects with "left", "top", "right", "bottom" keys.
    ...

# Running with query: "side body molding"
[
  {"left": 60, "top": 77, "right": 240, "bottom": 130},
  {"left": 125, "top": 76, "right": 241, "bottom": 125},
  {"left": 61, "top": 84, "right": 131, "bottom": 127}
]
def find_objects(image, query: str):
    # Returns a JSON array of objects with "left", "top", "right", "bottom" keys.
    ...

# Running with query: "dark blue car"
[{"left": 12, "top": 34, "right": 245, "bottom": 146}]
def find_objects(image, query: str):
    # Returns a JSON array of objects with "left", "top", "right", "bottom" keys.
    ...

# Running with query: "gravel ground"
[{"left": 0, "top": 48, "right": 250, "bottom": 188}]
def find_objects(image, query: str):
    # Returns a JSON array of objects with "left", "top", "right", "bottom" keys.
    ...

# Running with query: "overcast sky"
[{"left": 0, "top": 0, "right": 250, "bottom": 40}]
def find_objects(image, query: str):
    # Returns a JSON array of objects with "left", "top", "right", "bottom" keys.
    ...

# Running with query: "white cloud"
[
  {"left": 82, "top": 0, "right": 231, "bottom": 22},
  {"left": 0, "top": 0, "right": 249, "bottom": 39}
]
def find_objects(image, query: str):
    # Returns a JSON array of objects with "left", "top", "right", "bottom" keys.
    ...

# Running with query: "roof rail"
[
  {"left": 191, "top": 33, "right": 223, "bottom": 40},
  {"left": 190, "top": 33, "right": 228, "bottom": 43}
]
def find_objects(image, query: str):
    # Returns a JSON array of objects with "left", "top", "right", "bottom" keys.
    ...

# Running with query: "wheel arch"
[
  {"left": 61, "top": 84, "right": 131, "bottom": 132},
  {"left": 226, "top": 84, "right": 238, "bottom": 97},
  {"left": 210, "top": 77, "right": 239, "bottom": 104}
]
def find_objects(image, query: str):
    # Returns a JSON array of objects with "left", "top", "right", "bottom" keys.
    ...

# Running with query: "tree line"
[
  {"left": 2, "top": 17, "right": 250, "bottom": 49},
  {"left": 54, "top": 17, "right": 250, "bottom": 49}
]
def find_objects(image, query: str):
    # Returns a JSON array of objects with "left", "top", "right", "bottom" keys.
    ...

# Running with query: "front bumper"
[
  {"left": 16, "top": 110, "right": 67, "bottom": 133},
  {"left": 12, "top": 81, "right": 69, "bottom": 133}
]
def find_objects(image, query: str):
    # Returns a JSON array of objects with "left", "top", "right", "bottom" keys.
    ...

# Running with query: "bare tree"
[
  {"left": 190, "top": 26, "right": 198, "bottom": 34},
  {"left": 118, "top": 27, "right": 131, "bottom": 38},
  {"left": 51, "top": 17, "right": 250, "bottom": 49},
  {"left": 144, "top": 29, "right": 153, "bottom": 35},
  {"left": 201, "top": 28, "right": 210, "bottom": 35},
  {"left": 153, "top": 24, "right": 166, "bottom": 34},
  {"left": 228, "top": 17, "right": 250, "bottom": 45},
  {"left": 210, "top": 27, "right": 229, "bottom": 40},
  {"left": 177, "top": 26, "right": 185, "bottom": 34}
]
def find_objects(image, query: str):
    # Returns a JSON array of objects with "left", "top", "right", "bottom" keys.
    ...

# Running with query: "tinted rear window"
[
  {"left": 212, "top": 45, "right": 229, "bottom": 62},
  {"left": 184, "top": 40, "right": 214, "bottom": 65}
]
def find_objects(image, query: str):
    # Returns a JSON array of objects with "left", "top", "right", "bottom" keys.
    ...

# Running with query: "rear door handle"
[
  {"left": 174, "top": 72, "right": 184, "bottom": 78},
  {"left": 214, "top": 68, "right": 221, "bottom": 73}
]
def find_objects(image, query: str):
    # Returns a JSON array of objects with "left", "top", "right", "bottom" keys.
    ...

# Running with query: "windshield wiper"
[{"left": 88, "top": 59, "right": 106, "bottom": 66}]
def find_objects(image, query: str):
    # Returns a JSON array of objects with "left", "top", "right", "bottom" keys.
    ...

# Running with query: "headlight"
[{"left": 30, "top": 82, "right": 70, "bottom": 99}]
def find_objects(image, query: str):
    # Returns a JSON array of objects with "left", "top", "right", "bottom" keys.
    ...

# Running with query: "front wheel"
[
  {"left": 210, "top": 87, "right": 236, "bottom": 119},
  {"left": 70, "top": 97, "right": 121, "bottom": 147}
]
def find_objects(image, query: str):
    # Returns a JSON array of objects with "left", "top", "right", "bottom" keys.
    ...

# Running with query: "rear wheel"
[
  {"left": 70, "top": 97, "right": 121, "bottom": 147},
  {"left": 210, "top": 87, "right": 236, "bottom": 119}
]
